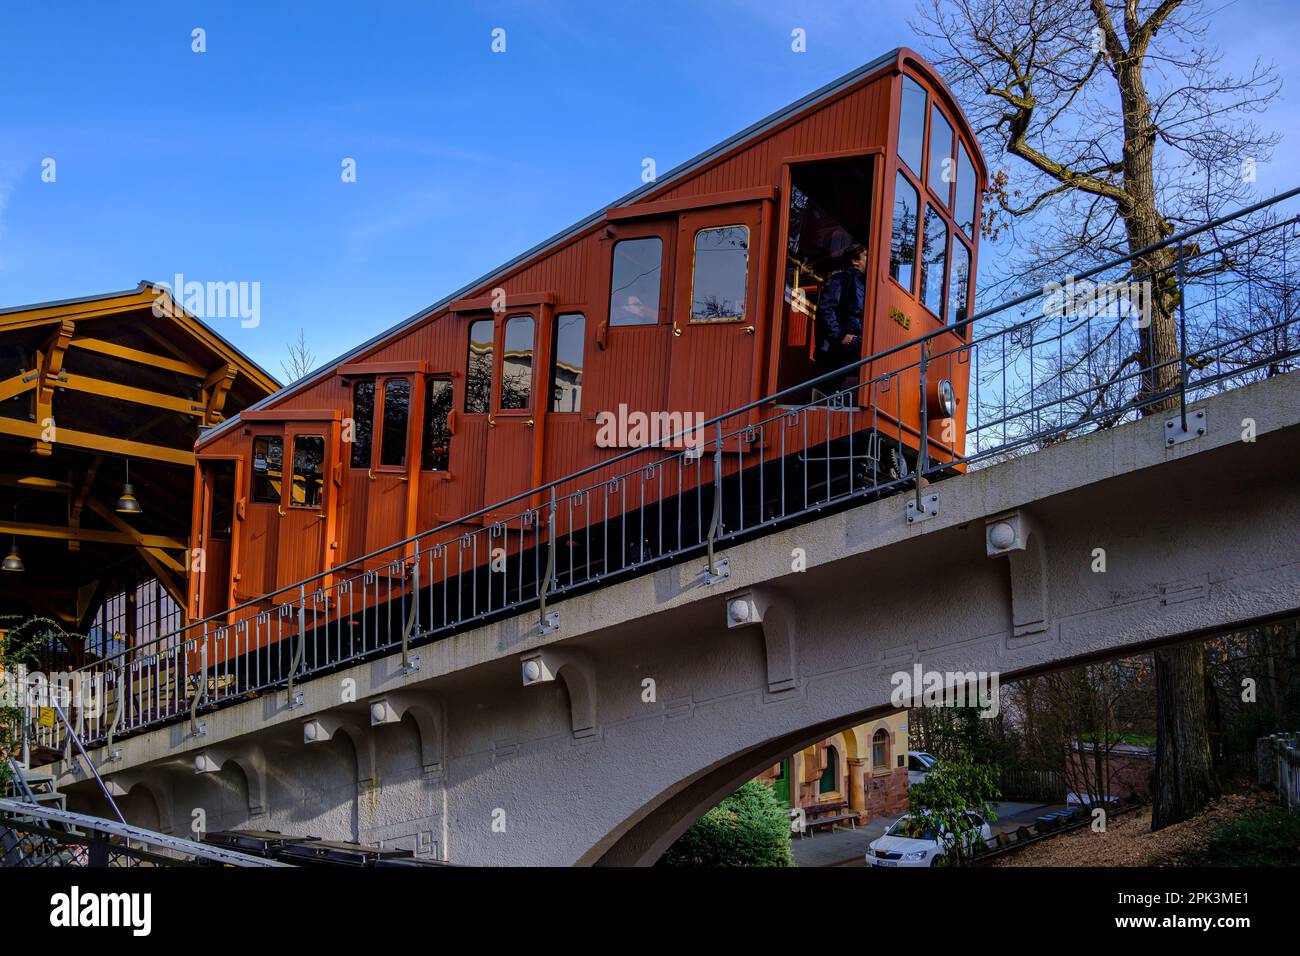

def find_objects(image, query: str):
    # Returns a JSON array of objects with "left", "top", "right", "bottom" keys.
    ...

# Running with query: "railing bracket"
[
  {"left": 288, "top": 692, "right": 304, "bottom": 710},
  {"left": 906, "top": 493, "right": 940, "bottom": 524},
  {"left": 400, "top": 655, "right": 421, "bottom": 674},
  {"left": 1165, "top": 408, "right": 1206, "bottom": 446},
  {"left": 703, "top": 556, "right": 731, "bottom": 584},
  {"left": 538, "top": 610, "right": 560, "bottom": 635},
  {"left": 188, "top": 721, "right": 208, "bottom": 739}
]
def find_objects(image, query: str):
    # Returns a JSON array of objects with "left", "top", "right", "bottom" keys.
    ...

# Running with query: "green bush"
[
  {"left": 1185, "top": 807, "right": 1300, "bottom": 866},
  {"left": 658, "top": 780, "right": 794, "bottom": 867}
]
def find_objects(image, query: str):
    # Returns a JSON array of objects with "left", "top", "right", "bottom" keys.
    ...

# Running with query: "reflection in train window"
[
  {"left": 465, "top": 319, "right": 493, "bottom": 412},
  {"left": 422, "top": 378, "right": 452, "bottom": 471},
  {"left": 251, "top": 435, "right": 283, "bottom": 503},
  {"left": 500, "top": 314, "right": 534, "bottom": 410},
  {"left": 928, "top": 105, "right": 954, "bottom": 204},
  {"left": 690, "top": 225, "right": 749, "bottom": 322},
  {"left": 550, "top": 313, "right": 585, "bottom": 412},
  {"left": 609, "top": 238, "right": 662, "bottom": 326},
  {"left": 949, "top": 240, "right": 971, "bottom": 327},
  {"left": 890, "top": 172, "right": 919, "bottom": 291},
  {"left": 350, "top": 379, "right": 374, "bottom": 468},
  {"left": 898, "top": 76, "right": 926, "bottom": 176},
  {"left": 379, "top": 377, "right": 410, "bottom": 468},
  {"left": 290, "top": 434, "right": 325, "bottom": 508},
  {"left": 920, "top": 205, "right": 948, "bottom": 318},
  {"left": 956, "top": 141, "right": 977, "bottom": 237}
]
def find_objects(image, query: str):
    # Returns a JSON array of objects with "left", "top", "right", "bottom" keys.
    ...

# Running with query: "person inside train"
[{"left": 813, "top": 241, "right": 868, "bottom": 399}]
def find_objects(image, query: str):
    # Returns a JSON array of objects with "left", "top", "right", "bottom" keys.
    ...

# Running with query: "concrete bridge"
[{"left": 48, "top": 370, "right": 1300, "bottom": 865}]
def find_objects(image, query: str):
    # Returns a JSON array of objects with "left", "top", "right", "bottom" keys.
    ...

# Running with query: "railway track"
[{"left": 969, "top": 796, "right": 1148, "bottom": 865}]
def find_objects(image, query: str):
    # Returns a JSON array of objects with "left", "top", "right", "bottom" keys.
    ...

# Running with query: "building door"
[
  {"left": 361, "top": 375, "right": 421, "bottom": 566},
  {"left": 774, "top": 758, "right": 792, "bottom": 808},
  {"left": 276, "top": 424, "right": 337, "bottom": 590},
  {"left": 666, "top": 202, "right": 766, "bottom": 436},
  {"left": 483, "top": 308, "right": 547, "bottom": 524},
  {"left": 585, "top": 218, "right": 675, "bottom": 449},
  {"left": 191, "top": 457, "right": 240, "bottom": 618}
]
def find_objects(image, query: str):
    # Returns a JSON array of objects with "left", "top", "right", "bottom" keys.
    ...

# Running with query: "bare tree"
[
  {"left": 281, "top": 328, "right": 316, "bottom": 383},
  {"left": 913, "top": 0, "right": 1281, "bottom": 828}
]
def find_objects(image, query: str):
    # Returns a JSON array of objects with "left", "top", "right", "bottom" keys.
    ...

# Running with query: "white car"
[
  {"left": 907, "top": 751, "right": 938, "bottom": 785},
  {"left": 865, "top": 811, "right": 993, "bottom": 867}
]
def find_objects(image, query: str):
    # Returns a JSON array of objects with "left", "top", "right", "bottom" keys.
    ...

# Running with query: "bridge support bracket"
[
  {"left": 727, "top": 587, "right": 799, "bottom": 693},
  {"left": 520, "top": 649, "right": 597, "bottom": 739},
  {"left": 906, "top": 492, "right": 940, "bottom": 524},
  {"left": 986, "top": 510, "right": 1049, "bottom": 637},
  {"left": 191, "top": 744, "right": 269, "bottom": 816},
  {"left": 304, "top": 715, "right": 377, "bottom": 785},
  {"left": 1164, "top": 408, "right": 1206, "bottom": 446},
  {"left": 368, "top": 692, "right": 446, "bottom": 773},
  {"left": 703, "top": 556, "right": 731, "bottom": 584}
]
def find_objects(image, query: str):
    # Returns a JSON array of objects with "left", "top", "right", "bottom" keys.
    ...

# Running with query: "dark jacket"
[{"left": 815, "top": 267, "right": 865, "bottom": 352}]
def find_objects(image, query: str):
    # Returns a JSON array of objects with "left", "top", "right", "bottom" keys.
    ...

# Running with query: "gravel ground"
[{"left": 985, "top": 792, "right": 1271, "bottom": 867}]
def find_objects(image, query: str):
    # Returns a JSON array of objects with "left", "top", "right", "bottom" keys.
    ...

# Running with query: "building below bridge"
[{"left": 756, "top": 711, "right": 910, "bottom": 822}]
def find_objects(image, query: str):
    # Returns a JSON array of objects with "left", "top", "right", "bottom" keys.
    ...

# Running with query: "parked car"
[
  {"left": 865, "top": 811, "right": 993, "bottom": 867},
  {"left": 907, "top": 751, "right": 938, "bottom": 785}
]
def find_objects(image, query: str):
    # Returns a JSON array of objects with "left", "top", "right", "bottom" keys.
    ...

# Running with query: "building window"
[
  {"left": 378, "top": 378, "right": 410, "bottom": 468},
  {"left": 349, "top": 380, "right": 375, "bottom": 468},
  {"left": 251, "top": 435, "right": 283, "bottom": 503},
  {"left": 949, "top": 240, "right": 971, "bottom": 327},
  {"left": 819, "top": 745, "right": 839, "bottom": 794},
  {"left": 421, "top": 378, "right": 453, "bottom": 471},
  {"left": 609, "top": 237, "right": 662, "bottom": 326},
  {"left": 550, "top": 312, "right": 585, "bottom": 412},
  {"left": 500, "top": 314, "right": 534, "bottom": 410},
  {"left": 690, "top": 225, "right": 749, "bottom": 322},
  {"left": 290, "top": 434, "right": 325, "bottom": 507},
  {"left": 465, "top": 319, "right": 494, "bottom": 412},
  {"left": 889, "top": 172, "right": 919, "bottom": 292},
  {"left": 920, "top": 205, "right": 948, "bottom": 318},
  {"left": 956, "top": 140, "right": 977, "bottom": 237},
  {"left": 872, "top": 729, "right": 890, "bottom": 768},
  {"left": 928, "top": 105, "right": 954, "bottom": 204},
  {"left": 898, "top": 75, "right": 926, "bottom": 176}
]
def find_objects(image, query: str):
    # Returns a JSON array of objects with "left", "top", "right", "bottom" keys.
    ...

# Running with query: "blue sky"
[{"left": 2, "top": 0, "right": 1298, "bottom": 380}]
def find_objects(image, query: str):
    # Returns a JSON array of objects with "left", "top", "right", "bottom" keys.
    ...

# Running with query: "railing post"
[
  {"left": 287, "top": 584, "right": 306, "bottom": 704},
  {"left": 915, "top": 338, "right": 930, "bottom": 508},
  {"left": 706, "top": 421, "right": 723, "bottom": 577},
  {"left": 401, "top": 541, "right": 420, "bottom": 671},
  {"left": 1176, "top": 241, "right": 1189, "bottom": 431},
  {"left": 539, "top": 488, "right": 557, "bottom": 630}
]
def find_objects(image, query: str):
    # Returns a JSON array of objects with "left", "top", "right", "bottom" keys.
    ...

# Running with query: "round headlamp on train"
[{"left": 926, "top": 378, "right": 958, "bottom": 419}]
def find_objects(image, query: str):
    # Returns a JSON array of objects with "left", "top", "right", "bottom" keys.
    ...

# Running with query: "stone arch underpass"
[{"left": 48, "top": 372, "right": 1300, "bottom": 866}]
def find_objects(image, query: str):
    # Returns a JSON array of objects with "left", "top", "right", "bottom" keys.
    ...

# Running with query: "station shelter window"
[
  {"left": 690, "top": 225, "right": 749, "bottom": 321},
  {"left": 609, "top": 237, "right": 662, "bottom": 326},
  {"left": 550, "top": 312, "right": 585, "bottom": 412},
  {"left": 251, "top": 435, "right": 282, "bottom": 503},
  {"left": 500, "top": 314, "right": 534, "bottom": 410},
  {"left": 421, "top": 378, "right": 453, "bottom": 471},
  {"left": 465, "top": 319, "right": 494, "bottom": 412},
  {"left": 290, "top": 434, "right": 325, "bottom": 508}
]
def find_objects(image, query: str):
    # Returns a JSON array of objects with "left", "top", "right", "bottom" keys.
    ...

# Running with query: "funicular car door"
[
  {"left": 358, "top": 373, "right": 422, "bottom": 569},
  {"left": 277, "top": 417, "right": 340, "bottom": 591},
  {"left": 666, "top": 201, "right": 768, "bottom": 448},
  {"left": 482, "top": 305, "right": 549, "bottom": 526}
]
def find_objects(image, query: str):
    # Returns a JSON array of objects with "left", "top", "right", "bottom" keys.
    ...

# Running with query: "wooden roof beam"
[
  {"left": 0, "top": 517, "right": 186, "bottom": 550},
  {"left": 33, "top": 320, "right": 75, "bottom": 456},
  {"left": 203, "top": 363, "right": 238, "bottom": 424},
  {"left": 0, "top": 418, "right": 195, "bottom": 467}
]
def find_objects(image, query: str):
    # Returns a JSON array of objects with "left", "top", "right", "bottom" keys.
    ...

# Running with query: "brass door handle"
[
  {"left": 277, "top": 505, "right": 286, "bottom": 516},
  {"left": 741, "top": 325, "right": 756, "bottom": 334},
  {"left": 525, "top": 418, "right": 535, "bottom": 427},
  {"left": 367, "top": 468, "right": 376, "bottom": 481},
  {"left": 488, "top": 415, "right": 497, "bottom": 428},
  {"left": 672, "top": 326, "right": 682, "bottom": 337}
]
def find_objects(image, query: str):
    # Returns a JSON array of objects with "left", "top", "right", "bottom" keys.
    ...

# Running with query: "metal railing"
[
  {"left": 28, "top": 187, "right": 1300, "bottom": 756},
  {"left": 0, "top": 799, "right": 289, "bottom": 866}
]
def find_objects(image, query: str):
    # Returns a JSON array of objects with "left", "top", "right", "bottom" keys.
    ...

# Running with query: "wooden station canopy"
[{"left": 0, "top": 281, "right": 277, "bottom": 637}]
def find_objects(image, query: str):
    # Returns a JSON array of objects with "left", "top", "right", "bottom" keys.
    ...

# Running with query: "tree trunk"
[{"left": 1152, "top": 642, "right": 1217, "bottom": 829}]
